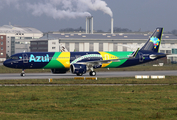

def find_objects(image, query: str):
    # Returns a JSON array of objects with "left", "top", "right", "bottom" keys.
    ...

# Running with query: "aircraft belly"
[{"left": 104, "top": 59, "right": 128, "bottom": 68}]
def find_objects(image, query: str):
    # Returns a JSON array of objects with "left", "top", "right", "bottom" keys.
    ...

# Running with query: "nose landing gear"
[{"left": 21, "top": 69, "right": 25, "bottom": 77}]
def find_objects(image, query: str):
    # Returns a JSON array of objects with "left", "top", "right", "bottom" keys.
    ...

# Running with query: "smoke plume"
[
  {"left": 79, "top": 0, "right": 113, "bottom": 17},
  {"left": 0, "top": 0, "right": 113, "bottom": 19}
]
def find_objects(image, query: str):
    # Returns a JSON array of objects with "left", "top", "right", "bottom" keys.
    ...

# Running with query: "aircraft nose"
[
  {"left": 3, "top": 60, "right": 7, "bottom": 67},
  {"left": 3, "top": 60, "right": 11, "bottom": 68}
]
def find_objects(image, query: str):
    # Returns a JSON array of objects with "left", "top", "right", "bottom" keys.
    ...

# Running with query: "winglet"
[{"left": 60, "top": 43, "right": 68, "bottom": 52}]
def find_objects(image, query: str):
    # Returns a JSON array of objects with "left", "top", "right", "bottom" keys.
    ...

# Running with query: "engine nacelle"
[
  {"left": 51, "top": 69, "right": 68, "bottom": 74},
  {"left": 70, "top": 64, "right": 87, "bottom": 74}
]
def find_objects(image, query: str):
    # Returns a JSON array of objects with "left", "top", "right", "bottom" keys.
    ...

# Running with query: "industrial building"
[
  {"left": 30, "top": 32, "right": 177, "bottom": 53},
  {"left": 29, "top": 31, "right": 177, "bottom": 63},
  {"left": 0, "top": 25, "right": 43, "bottom": 60},
  {"left": 0, "top": 35, "right": 6, "bottom": 61},
  {"left": 30, "top": 16, "right": 177, "bottom": 55}
]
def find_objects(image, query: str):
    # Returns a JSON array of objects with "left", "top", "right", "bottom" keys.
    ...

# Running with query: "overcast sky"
[{"left": 0, "top": 0, "right": 177, "bottom": 32}]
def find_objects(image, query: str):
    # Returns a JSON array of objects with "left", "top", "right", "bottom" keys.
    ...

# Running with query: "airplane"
[{"left": 3, "top": 27, "right": 166, "bottom": 77}]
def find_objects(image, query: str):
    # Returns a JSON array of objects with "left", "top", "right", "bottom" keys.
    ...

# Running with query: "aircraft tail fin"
[{"left": 140, "top": 27, "right": 163, "bottom": 53}]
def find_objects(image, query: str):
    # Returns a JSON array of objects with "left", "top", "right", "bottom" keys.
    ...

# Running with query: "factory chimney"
[
  {"left": 111, "top": 18, "right": 114, "bottom": 34},
  {"left": 86, "top": 16, "right": 93, "bottom": 34}
]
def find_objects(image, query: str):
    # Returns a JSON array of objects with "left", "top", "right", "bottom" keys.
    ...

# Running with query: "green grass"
[
  {"left": 1, "top": 64, "right": 177, "bottom": 119},
  {"left": 0, "top": 85, "right": 177, "bottom": 119}
]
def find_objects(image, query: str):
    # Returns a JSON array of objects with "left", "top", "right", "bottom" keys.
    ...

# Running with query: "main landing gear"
[
  {"left": 76, "top": 71, "right": 96, "bottom": 76},
  {"left": 89, "top": 71, "right": 96, "bottom": 76},
  {"left": 21, "top": 69, "right": 25, "bottom": 77},
  {"left": 77, "top": 73, "right": 83, "bottom": 76},
  {"left": 88, "top": 66, "right": 96, "bottom": 76}
]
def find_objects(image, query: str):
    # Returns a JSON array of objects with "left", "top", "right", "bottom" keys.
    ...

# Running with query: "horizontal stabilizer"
[{"left": 149, "top": 54, "right": 166, "bottom": 59}]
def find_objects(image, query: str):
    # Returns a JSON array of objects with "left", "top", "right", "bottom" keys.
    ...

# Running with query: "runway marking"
[
  {"left": 0, "top": 70, "right": 177, "bottom": 80},
  {"left": 0, "top": 83, "right": 176, "bottom": 87}
]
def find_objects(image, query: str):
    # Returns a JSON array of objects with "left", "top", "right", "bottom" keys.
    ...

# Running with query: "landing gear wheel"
[
  {"left": 21, "top": 69, "right": 25, "bottom": 77},
  {"left": 21, "top": 73, "right": 25, "bottom": 77},
  {"left": 89, "top": 71, "right": 96, "bottom": 76},
  {"left": 77, "top": 73, "right": 83, "bottom": 76}
]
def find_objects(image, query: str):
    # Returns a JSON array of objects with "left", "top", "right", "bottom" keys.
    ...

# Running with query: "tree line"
[{"left": 59, "top": 27, "right": 177, "bottom": 35}]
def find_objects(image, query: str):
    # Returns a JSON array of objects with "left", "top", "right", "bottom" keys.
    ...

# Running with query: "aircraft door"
[
  {"left": 23, "top": 54, "right": 28, "bottom": 63},
  {"left": 139, "top": 53, "right": 143, "bottom": 62},
  {"left": 105, "top": 54, "right": 109, "bottom": 60}
]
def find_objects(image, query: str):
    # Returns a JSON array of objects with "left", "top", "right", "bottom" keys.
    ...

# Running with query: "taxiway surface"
[{"left": 0, "top": 70, "right": 176, "bottom": 80}]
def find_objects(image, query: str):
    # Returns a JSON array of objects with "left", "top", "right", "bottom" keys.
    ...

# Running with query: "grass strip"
[
  {"left": 0, "top": 76, "right": 177, "bottom": 85},
  {"left": 0, "top": 85, "right": 177, "bottom": 119}
]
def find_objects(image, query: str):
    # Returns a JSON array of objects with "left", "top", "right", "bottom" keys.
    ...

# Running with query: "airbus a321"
[{"left": 3, "top": 28, "right": 166, "bottom": 77}]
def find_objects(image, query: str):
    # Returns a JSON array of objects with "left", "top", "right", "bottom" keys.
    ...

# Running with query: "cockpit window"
[{"left": 10, "top": 56, "right": 19, "bottom": 60}]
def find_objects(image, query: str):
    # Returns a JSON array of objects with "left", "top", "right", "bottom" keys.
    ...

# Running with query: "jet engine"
[{"left": 70, "top": 64, "right": 87, "bottom": 75}]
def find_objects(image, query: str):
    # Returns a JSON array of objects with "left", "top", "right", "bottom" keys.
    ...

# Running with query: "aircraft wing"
[
  {"left": 77, "top": 56, "right": 132, "bottom": 66},
  {"left": 77, "top": 48, "right": 139, "bottom": 66}
]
